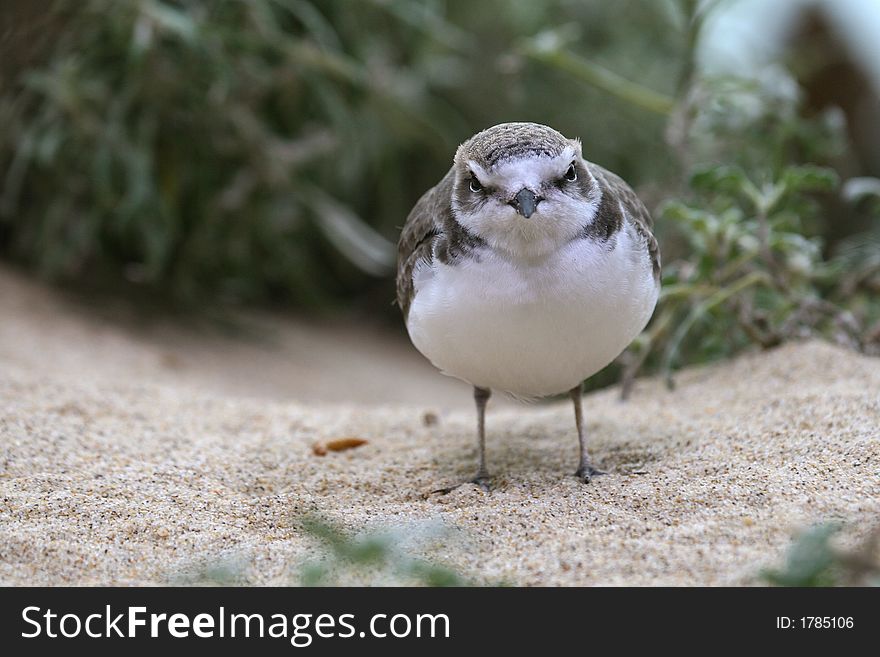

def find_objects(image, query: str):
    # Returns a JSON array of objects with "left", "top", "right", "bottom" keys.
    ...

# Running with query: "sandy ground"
[{"left": 0, "top": 266, "right": 878, "bottom": 586}]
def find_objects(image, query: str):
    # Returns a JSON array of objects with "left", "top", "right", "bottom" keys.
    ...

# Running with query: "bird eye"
[
  {"left": 564, "top": 163, "right": 578, "bottom": 182},
  {"left": 469, "top": 177, "right": 483, "bottom": 193}
]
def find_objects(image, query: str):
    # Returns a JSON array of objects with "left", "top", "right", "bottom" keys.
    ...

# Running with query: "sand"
[{"left": 0, "top": 267, "right": 878, "bottom": 586}]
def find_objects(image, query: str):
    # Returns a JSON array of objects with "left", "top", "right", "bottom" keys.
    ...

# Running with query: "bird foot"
[
  {"left": 433, "top": 474, "right": 492, "bottom": 495},
  {"left": 574, "top": 465, "right": 606, "bottom": 484}
]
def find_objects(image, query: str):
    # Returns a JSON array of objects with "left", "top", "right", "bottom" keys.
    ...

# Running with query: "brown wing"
[
  {"left": 589, "top": 163, "right": 661, "bottom": 281},
  {"left": 396, "top": 168, "right": 454, "bottom": 319}
]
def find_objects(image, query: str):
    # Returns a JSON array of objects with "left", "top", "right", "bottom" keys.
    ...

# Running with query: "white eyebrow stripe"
[{"left": 468, "top": 145, "right": 578, "bottom": 193}]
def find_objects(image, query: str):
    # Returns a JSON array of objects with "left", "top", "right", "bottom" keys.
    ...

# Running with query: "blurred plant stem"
[
  {"left": 659, "top": 270, "right": 769, "bottom": 388},
  {"left": 521, "top": 35, "right": 674, "bottom": 116}
]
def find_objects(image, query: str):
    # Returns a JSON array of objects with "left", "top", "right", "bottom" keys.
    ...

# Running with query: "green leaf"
[
  {"left": 762, "top": 523, "right": 841, "bottom": 587},
  {"left": 780, "top": 165, "right": 839, "bottom": 194},
  {"left": 689, "top": 164, "right": 748, "bottom": 195}
]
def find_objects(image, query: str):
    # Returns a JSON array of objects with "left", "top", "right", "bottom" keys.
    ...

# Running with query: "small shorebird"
[{"left": 396, "top": 122, "right": 660, "bottom": 490}]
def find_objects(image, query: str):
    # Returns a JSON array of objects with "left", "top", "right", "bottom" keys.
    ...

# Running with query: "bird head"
[{"left": 451, "top": 122, "right": 601, "bottom": 260}]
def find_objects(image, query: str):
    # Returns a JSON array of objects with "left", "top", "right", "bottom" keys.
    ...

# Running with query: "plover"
[{"left": 397, "top": 122, "right": 660, "bottom": 490}]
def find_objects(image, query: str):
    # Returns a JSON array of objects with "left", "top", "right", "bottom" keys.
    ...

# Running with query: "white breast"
[{"left": 406, "top": 227, "right": 658, "bottom": 398}]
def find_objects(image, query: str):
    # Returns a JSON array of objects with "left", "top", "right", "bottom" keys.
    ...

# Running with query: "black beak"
[{"left": 511, "top": 188, "right": 539, "bottom": 218}]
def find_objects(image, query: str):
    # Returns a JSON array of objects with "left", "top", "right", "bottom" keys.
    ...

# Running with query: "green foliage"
[
  {"left": 297, "top": 516, "right": 472, "bottom": 587},
  {"left": 839, "top": 178, "right": 880, "bottom": 301},
  {"left": 2, "top": 0, "right": 407, "bottom": 304},
  {"left": 617, "top": 70, "right": 879, "bottom": 391},
  {"left": 762, "top": 523, "right": 880, "bottom": 587},
  {"left": 655, "top": 160, "right": 844, "bottom": 375},
  {"left": 0, "top": 0, "right": 682, "bottom": 306},
  {"left": 173, "top": 515, "right": 477, "bottom": 586},
  {"left": 763, "top": 523, "right": 842, "bottom": 587}
]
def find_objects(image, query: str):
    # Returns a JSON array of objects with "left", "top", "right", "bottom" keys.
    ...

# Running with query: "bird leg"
[
  {"left": 571, "top": 383, "right": 605, "bottom": 483},
  {"left": 471, "top": 386, "right": 492, "bottom": 490},
  {"left": 434, "top": 386, "right": 492, "bottom": 494}
]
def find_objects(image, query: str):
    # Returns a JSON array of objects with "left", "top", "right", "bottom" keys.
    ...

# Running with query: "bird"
[{"left": 396, "top": 122, "right": 660, "bottom": 491}]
